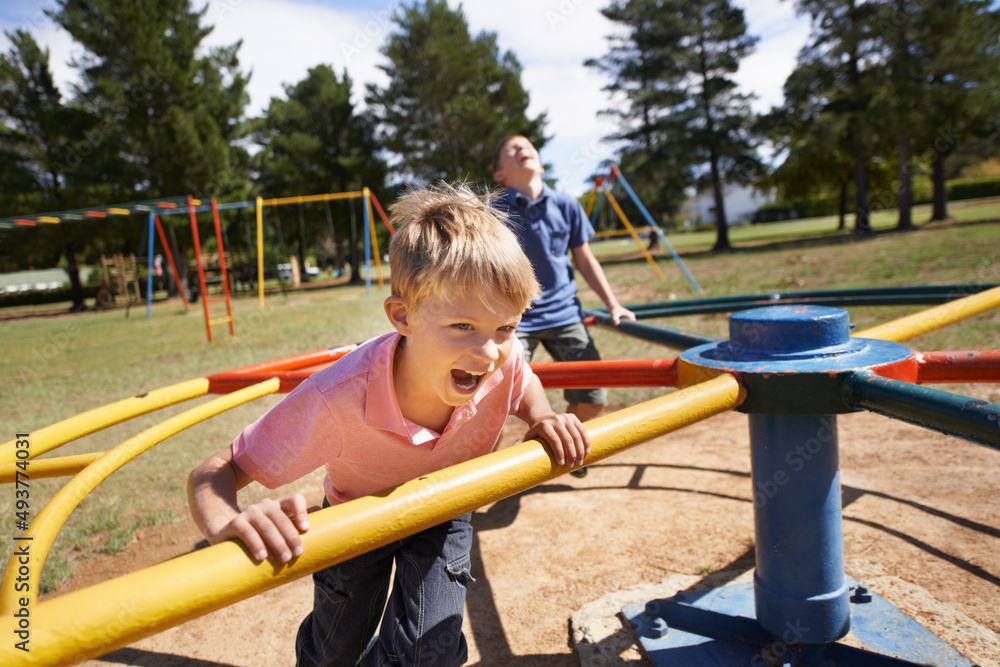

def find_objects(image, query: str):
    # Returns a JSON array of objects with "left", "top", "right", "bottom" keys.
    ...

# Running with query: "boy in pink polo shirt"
[{"left": 188, "top": 183, "right": 589, "bottom": 667}]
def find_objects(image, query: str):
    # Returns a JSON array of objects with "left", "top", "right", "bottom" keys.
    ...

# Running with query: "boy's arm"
[
  {"left": 515, "top": 376, "right": 590, "bottom": 469},
  {"left": 188, "top": 445, "right": 310, "bottom": 564},
  {"left": 571, "top": 242, "right": 637, "bottom": 326}
]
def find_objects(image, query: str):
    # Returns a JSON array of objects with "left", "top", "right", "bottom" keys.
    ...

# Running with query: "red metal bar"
[
  {"left": 916, "top": 350, "right": 1000, "bottom": 384},
  {"left": 188, "top": 195, "right": 212, "bottom": 342},
  {"left": 223, "top": 345, "right": 357, "bottom": 375},
  {"left": 209, "top": 366, "right": 335, "bottom": 394},
  {"left": 211, "top": 198, "right": 236, "bottom": 336},
  {"left": 154, "top": 214, "right": 189, "bottom": 311},
  {"left": 83, "top": 211, "right": 106, "bottom": 218},
  {"left": 206, "top": 345, "right": 358, "bottom": 392},
  {"left": 369, "top": 192, "right": 394, "bottom": 235},
  {"left": 531, "top": 358, "right": 679, "bottom": 388}
]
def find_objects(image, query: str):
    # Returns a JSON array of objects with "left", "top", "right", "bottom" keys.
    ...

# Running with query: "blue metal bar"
[
  {"left": 588, "top": 190, "right": 605, "bottom": 225},
  {"left": 363, "top": 190, "right": 371, "bottom": 296},
  {"left": 748, "top": 413, "right": 850, "bottom": 643},
  {"left": 612, "top": 171, "right": 702, "bottom": 292},
  {"left": 158, "top": 200, "right": 255, "bottom": 216},
  {"left": 586, "top": 310, "right": 721, "bottom": 350},
  {"left": 844, "top": 371, "right": 1000, "bottom": 450}
]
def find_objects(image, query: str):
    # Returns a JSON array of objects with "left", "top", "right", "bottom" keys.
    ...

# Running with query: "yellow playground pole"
[
  {"left": 0, "top": 375, "right": 743, "bottom": 666},
  {"left": 0, "top": 453, "right": 102, "bottom": 483},
  {"left": 0, "top": 379, "right": 281, "bottom": 613},
  {"left": 603, "top": 189, "right": 666, "bottom": 281},
  {"left": 0, "top": 378, "right": 209, "bottom": 461},
  {"left": 854, "top": 284, "right": 1000, "bottom": 342}
]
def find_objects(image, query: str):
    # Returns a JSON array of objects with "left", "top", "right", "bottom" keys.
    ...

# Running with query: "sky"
[{"left": 0, "top": 0, "right": 812, "bottom": 197}]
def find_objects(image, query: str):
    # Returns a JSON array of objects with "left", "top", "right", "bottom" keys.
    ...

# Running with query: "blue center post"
[{"left": 621, "top": 305, "right": 977, "bottom": 666}]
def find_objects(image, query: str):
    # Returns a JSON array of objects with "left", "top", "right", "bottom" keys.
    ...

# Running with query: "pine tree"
[
  {"left": 365, "top": 0, "right": 547, "bottom": 186},
  {"left": 254, "top": 65, "right": 387, "bottom": 283},
  {"left": 897, "top": 0, "right": 1000, "bottom": 221},
  {"left": 0, "top": 29, "right": 89, "bottom": 307},
  {"left": 588, "top": 0, "right": 761, "bottom": 251},
  {"left": 791, "top": 0, "right": 884, "bottom": 234},
  {"left": 49, "top": 0, "right": 251, "bottom": 200}
]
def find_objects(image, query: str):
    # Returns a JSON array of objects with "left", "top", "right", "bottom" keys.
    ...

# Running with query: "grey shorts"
[{"left": 517, "top": 321, "right": 607, "bottom": 406}]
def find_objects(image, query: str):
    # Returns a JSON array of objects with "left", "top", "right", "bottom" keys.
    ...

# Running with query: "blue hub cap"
[{"left": 680, "top": 306, "right": 914, "bottom": 414}]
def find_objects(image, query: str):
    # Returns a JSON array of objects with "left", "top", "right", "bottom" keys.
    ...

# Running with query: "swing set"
[
  {"left": 585, "top": 164, "right": 702, "bottom": 292},
  {"left": 0, "top": 188, "right": 394, "bottom": 343}
]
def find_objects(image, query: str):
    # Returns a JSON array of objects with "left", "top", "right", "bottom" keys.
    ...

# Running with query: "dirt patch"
[{"left": 48, "top": 407, "right": 998, "bottom": 667}]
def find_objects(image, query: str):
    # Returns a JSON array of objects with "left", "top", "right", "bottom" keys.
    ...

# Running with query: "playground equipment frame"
[{"left": 0, "top": 283, "right": 997, "bottom": 664}]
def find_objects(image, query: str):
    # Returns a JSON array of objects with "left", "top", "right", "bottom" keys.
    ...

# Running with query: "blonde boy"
[{"left": 188, "top": 183, "right": 589, "bottom": 667}]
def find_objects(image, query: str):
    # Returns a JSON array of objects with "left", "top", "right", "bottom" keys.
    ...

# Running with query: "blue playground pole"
[
  {"left": 363, "top": 190, "right": 371, "bottom": 296},
  {"left": 748, "top": 413, "right": 849, "bottom": 642},
  {"left": 612, "top": 169, "right": 701, "bottom": 292},
  {"left": 622, "top": 305, "right": 977, "bottom": 666},
  {"left": 588, "top": 190, "right": 606, "bottom": 226}
]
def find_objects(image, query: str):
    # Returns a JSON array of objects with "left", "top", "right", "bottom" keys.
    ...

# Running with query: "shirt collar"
[
  {"left": 506, "top": 185, "right": 549, "bottom": 215},
  {"left": 364, "top": 332, "right": 408, "bottom": 437}
]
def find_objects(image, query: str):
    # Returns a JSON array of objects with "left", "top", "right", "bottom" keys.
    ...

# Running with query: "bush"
[{"left": 947, "top": 178, "right": 1000, "bottom": 201}]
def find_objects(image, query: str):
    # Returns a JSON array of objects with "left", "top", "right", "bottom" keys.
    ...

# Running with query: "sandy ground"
[{"left": 46, "top": 405, "right": 999, "bottom": 667}]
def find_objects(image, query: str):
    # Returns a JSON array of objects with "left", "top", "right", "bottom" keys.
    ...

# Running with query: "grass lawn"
[{"left": 1, "top": 205, "right": 998, "bottom": 593}]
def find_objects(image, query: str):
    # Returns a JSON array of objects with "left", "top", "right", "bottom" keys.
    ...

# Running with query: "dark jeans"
[
  {"left": 517, "top": 321, "right": 606, "bottom": 405},
  {"left": 295, "top": 511, "right": 475, "bottom": 667}
]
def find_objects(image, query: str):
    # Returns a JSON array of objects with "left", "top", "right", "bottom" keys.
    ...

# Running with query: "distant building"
[{"left": 684, "top": 184, "right": 771, "bottom": 227}]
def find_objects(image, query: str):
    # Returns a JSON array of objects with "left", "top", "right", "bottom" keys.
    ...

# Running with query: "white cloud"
[
  {"left": 200, "top": 0, "right": 388, "bottom": 112},
  {"left": 735, "top": 0, "right": 813, "bottom": 112}
]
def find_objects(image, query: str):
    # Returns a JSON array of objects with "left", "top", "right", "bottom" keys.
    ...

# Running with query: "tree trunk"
[
  {"left": 896, "top": 136, "right": 914, "bottom": 230},
  {"left": 64, "top": 239, "right": 86, "bottom": 312},
  {"left": 838, "top": 181, "right": 847, "bottom": 231},
  {"left": 297, "top": 203, "right": 309, "bottom": 283},
  {"left": 854, "top": 146, "right": 871, "bottom": 234},
  {"left": 931, "top": 150, "right": 949, "bottom": 221},
  {"left": 710, "top": 156, "right": 730, "bottom": 251}
]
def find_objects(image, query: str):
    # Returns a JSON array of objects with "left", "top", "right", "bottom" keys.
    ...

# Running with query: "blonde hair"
[{"left": 388, "top": 182, "right": 540, "bottom": 313}]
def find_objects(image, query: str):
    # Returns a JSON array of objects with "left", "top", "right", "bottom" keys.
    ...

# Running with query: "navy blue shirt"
[{"left": 497, "top": 185, "right": 595, "bottom": 332}]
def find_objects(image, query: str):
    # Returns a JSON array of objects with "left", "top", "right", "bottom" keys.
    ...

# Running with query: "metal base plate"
[{"left": 622, "top": 576, "right": 975, "bottom": 666}]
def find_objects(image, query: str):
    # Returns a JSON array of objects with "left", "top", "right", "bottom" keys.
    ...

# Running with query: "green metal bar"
[
  {"left": 844, "top": 371, "right": 1000, "bottom": 450},
  {"left": 595, "top": 285, "right": 1000, "bottom": 319},
  {"left": 587, "top": 311, "right": 721, "bottom": 350}
]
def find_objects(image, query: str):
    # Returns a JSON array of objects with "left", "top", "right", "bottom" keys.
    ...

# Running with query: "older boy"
[
  {"left": 188, "top": 183, "right": 589, "bottom": 667},
  {"left": 493, "top": 135, "right": 635, "bottom": 474}
]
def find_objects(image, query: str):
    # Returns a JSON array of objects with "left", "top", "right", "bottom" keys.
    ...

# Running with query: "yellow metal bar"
[
  {"left": 365, "top": 187, "right": 385, "bottom": 288},
  {"left": 0, "top": 379, "right": 210, "bottom": 462},
  {"left": 208, "top": 316, "right": 232, "bottom": 326},
  {"left": 604, "top": 190, "right": 666, "bottom": 281},
  {"left": 584, "top": 187, "right": 598, "bottom": 218},
  {"left": 594, "top": 226, "right": 657, "bottom": 238},
  {"left": 855, "top": 284, "right": 1000, "bottom": 342},
  {"left": 0, "top": 374, "right": 742, "bottom": 666},
  {"left": 0, "top": 379, "right": 280, "bottom": 614},
  {"left": 259, "top": 191, "right": 364, "bottom": 207},
  {"left": 0, "top": 453, "right": 103, "bottom": 484}
]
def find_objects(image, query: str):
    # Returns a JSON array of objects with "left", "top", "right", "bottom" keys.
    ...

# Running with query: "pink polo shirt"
[{"left": 233, "top": 332, "right": 533, "bottom": 505}]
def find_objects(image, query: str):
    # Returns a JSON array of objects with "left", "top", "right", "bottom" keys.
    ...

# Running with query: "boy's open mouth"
[{"left": 451, "top": 369, "right": 486, "bottom": 394}]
